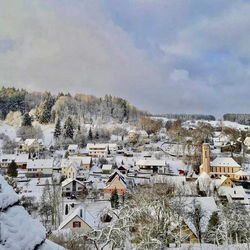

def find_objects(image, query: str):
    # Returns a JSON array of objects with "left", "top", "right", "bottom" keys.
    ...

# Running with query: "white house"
[
  {"left": 26, "top": 159, "right": 53, "bottom": 177},
  {"left": 61, "top": 178, "right": 85, "bottom": 197},
  {"left": 58, "top": 206, "right": 97, "bottom": 234},
  {"left": 86, "top": 143, "right": 108, "bottom": 158},
  {"left": 68, "top": 144, "right": 79, "bottom": 155},
  {"left": 0, "top": 154, "right": 29, "bottom": 169},
  {"left": 136, "top": 159, "right": 166, "bottom": 174},
  {"left": 66, "top": 162, "right": 81, "bottom": 179}
]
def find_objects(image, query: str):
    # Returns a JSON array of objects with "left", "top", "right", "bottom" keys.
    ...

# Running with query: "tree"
[
  {"left": 64, "top": 116, "right": 74, "bottom": 139},
  {"left": 21, "top": 113, "right": 32, "bottom": 127},
  {"left": 39, "top": 92, "right": 55, "bottom": 124},
  {"left": 88, "top": 128, "right": 93, "bottom": 141},
  {"left": 54, "top": 119, "right": 61, "bottom": 139},
  {"left": 136, "top": 117, "right": 162, "bottom": 135},
  {"left": 110, "top": 188, "right": 119, "bottom": 209},
  {"left": 7, "top": 160, "right": 18, "bottom": 177},
  {"left": 95, "top": 130, "right": 99, "bottom": 140}
]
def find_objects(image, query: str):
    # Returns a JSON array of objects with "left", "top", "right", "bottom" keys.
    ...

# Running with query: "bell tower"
[{"left": 202, "top": 143, "right": 210, "bottom": 173}]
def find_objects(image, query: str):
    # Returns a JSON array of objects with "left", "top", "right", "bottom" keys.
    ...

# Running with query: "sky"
[{"left": 1, "top": 0, "right": 250, "bottom": 117}]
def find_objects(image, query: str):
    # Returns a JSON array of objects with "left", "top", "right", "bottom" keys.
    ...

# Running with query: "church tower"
[{"left": 202, "top": 143, "right": 210, "bottom": 173}]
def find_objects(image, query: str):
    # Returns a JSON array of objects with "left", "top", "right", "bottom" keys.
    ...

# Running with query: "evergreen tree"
[
  {"left": 88, "top": 128, "right": 93, "bottom": 141},
  {"left": 39, "top": 92, "right": 55, "bottom": 124},
  {"left": 95, "top": 130, "right": 99, "bottom": 140},
  {"left": 54, "top": 119, "right": 61, "bottom": 139},
  {"left": 21, "top": 113, "right": 32, "bottom": 127},
  {"left": 64, "top": 116, "right": 74, "bottom": 139},
  {"left": 110, "top": 188, "right": 119, "bottom": 209},
  {"left": 7, "top": 160, "right": 18, "bottom": 177}
]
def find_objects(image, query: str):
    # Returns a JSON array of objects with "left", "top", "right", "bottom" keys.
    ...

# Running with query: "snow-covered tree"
[
  {"left": 63, "top": 116, "right": 74, "bottom": 139},
  {"left": 54, "top": 118, "right": 61, "bottom": 139}
]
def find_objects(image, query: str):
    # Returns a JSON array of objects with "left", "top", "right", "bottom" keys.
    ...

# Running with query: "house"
[
  {"left": 102, "top": 164, "right": 112, "bottom": 174},
  {"left": 66, "top": 162, "right": 81, "bottom": 179},
  {"left": 215, "top": 175, "right": 234, "bottom": 188},
  {"left": 68, "top": 144, "right": 79, "bottom": 155},
  {"left": 0, "top": 154, "right": 29, "bottom": 169},
  {"left": 61, "top": 156, "right": 92, "bottom": 176},
  {"left": 26, "top": 159, "right": 53, "bottom": 177},
  {"left": 170, "top": 197, "right": 217, "bottom": 244},
  {"left": 0, "top": 154, "right": 16, "bottom": 168},
  {"left": 104, "top": 171, "right": 126, "bottom": 196},
  {"left": 61, "top": 178, "right": 85, "bottom": 197},
  {"left": 108, "top": 143, "right": 118, "bottom": 153},
  {"left": 200, "top": 143, "right": 244, "bottom": 179},
  {"left": 87, "top": 143, "right": 108, "bottom": 158},
  {"left": 136, "top": 159, "right": 166, "bottom": 174},
  {"left": 58, "top": 206, "right": 96, "bottom": 234},
  {"left": 18, "top": 139, "right": 42, "bottom": 153},
  {"left": 69, "top": 156, "right": 92, "bottom": 170},
  {"left": 217, "top": 185, "right": 249, "bottom": 204},
  {"left": 128, "top": 130, "right": 139, "bottom": 143}
]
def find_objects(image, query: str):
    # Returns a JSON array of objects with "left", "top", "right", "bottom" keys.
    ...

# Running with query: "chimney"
[
  {"left": 80, "top": 208, "right": 83, "bottom": 218},
  {"left": 202, "top": 143, "right": 210, "bottom": 174}
]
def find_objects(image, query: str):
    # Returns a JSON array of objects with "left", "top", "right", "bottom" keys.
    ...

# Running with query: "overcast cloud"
[{"left": 1, "top": 0, "right": 250, "bottom": 117}]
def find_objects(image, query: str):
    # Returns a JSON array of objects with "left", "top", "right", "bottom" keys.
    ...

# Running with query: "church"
[{"left": 200, "top": 143, "right": 248, "bottom": 180}]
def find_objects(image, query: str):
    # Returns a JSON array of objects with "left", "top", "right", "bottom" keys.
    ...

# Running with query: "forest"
[{"left": 0, "top": 87, "right": 148, "bottom": 124}]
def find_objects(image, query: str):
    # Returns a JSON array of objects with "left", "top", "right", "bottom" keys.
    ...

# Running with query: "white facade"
[{"left": 86, "top": 143, "right": 108, "bottom": 158}]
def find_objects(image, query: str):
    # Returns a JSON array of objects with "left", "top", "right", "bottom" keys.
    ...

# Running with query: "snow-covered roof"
[
  {"left": 27, "top": 159, "right": 54, "bottom": 169},
  {"left": 175, "top": 197, "right": 217, "bottom": 234},
  {"left": 62, "top": 178, "right": 84, "bottom": 187},
  {"left": 210, "top": 157, "right": 240, "bottom": 167},
  {"left": 136, "top": 159, "right": 165, "bottom": 166},
  {"left": 68, "top": 156, "right": 91, "bottom": 165},
  {"left": 58, "top": 206, "right": 98, "bottom": 230},
  {"left": 102, "top": 164, "right": 112, "bottom": 171},
  {"left": 218, "top": 186, "right": 247, "bottom": 199},
  {"left": 15, "top": 154, "right": 29, "bottom": 163},
  {"left": 24, "top": 138, "right": 37, "bottom": 146},
  {"left": 0, "top": 154, "right": 16, "bottom": 162},
  {"left": 233, "top": 170, "right": 249, "bottom": 176},
  {"left": 68, "top": 144, "right": 78, "bottom": 151},
  {"left": 87, "top": 143, "right": 108, "bottom": 151},
  {"left": 0, "top": 154, "right": 29, "bottom": 164},
  {"left": 0, "top": 175, "right": 19, "bottom": 210}
]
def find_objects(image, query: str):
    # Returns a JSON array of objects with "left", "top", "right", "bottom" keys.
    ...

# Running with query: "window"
[
  {"left": 78, "top": 187, "right": 82, "bottom": 190},
  {"left": 73, "top": 221, "right": 81, "bottom": 228},
  {"left": 66, "top": 188, "right": 70, "bottom": 191}
]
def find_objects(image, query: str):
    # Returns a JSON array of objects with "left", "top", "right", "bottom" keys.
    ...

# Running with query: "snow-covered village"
[
  {"left": 0, "top": 88, "right": 250, "bottom": 250},
  {"left": 1, "top": 1, "right": 250, "bottom": 250}
]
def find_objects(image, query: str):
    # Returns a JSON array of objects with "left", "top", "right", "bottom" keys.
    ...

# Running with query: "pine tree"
[
  {"left": 22, "top": 113, "right": 32, "bottom": 127},
  {"left": 88, "top": 128, "right": 93, "bottom": 141},
  {"left": 54, "top": 119, "right": 61, "bottom": 139},
  {"left": 95, "top": 130, "right": 99, "bottom": 140},
  {"left": 39, "top": 92, "right": 55, "bottom": 124},
  {"left": 64, "top": 116, "right": 74, "bottom": 139},
  {"left": 110, "top": 188, "right": 119, "bottom": 209},
  {"left": 7, "top": 160, "right": 18, "bottom": 177}
]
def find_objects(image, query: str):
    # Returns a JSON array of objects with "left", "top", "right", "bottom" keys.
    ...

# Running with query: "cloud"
[{"left": 1, "top": 0, "right": 250, "bottom": 117}]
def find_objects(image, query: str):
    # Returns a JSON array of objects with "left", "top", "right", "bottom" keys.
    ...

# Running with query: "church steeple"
[{"left": 202, "top": 143, "right": 210, "bottom": 174}]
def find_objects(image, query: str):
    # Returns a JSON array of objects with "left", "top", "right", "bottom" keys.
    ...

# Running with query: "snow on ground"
[
  {"left": 0, "top": 175, "right": 19, "bottom": 210},
  {"left": 1, "top": 205, "right": 46, "bottom": 250},
  {"left": 175, "top": 243, "right": 250, "bottom": 250},
  {"left": 38, "top": 239, "right": 65, "bottom": 250},
  {"left": 17, "top": 177, "right": 53, "bottom": 202}
]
